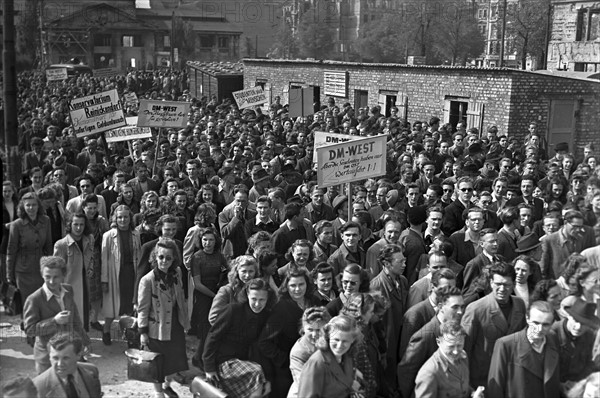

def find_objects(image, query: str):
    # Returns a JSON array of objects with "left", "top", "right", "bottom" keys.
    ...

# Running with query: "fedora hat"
[
  {"left": 565, "top": 298, "right": 600, "bottom": 329},
  {"left": 332, "top": 195, "right": 348, "bottom": 213},
  {"left": 514, "top": 232, "right": 541, "bottom": 253},
  {"left": 251, "top": 168, "right": 270, "bottom": 184}
]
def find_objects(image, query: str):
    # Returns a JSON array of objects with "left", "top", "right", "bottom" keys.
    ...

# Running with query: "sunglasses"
[
  {"left": 460, "top": 188, "right": 473, "bottom": 192},
  {"left": 157, "top": 255, "right": 173, "bottom": 261}
]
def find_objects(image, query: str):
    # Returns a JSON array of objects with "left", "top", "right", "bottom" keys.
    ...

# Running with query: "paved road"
[{"left": 0, "top": 309, "right": 201, "bottom": 397}]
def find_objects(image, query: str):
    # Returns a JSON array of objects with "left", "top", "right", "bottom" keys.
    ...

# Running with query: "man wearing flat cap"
[
  {"left": 551, "top": 298, "right": 600, "bottom": 386},
  {"left": 541, "top": 210, "right": 594, "bottom": 279}
]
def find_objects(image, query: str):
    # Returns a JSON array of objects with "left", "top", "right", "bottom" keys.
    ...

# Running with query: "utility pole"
[
  {"left": 499, "top": 0, "right": 508, "bottom": 67},
  {"left": 170, "top": 10, "right": 174, "bottom": 71},
  {"left": 3, "top": 0, "right": 20, "bottom": 186}
]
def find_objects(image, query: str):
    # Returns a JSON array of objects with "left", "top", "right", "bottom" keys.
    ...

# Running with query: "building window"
[
  {"left": 199, "top": 35, "right": 214, "bottom": 48},
  {"left": 163, "top": 35, "right": 171, "bottom": 48},
  {"left": 122, "top": 35, "right": 141, "bottom": 47},
  {"left": 94, "top": 34, "right": 112, "bottom": 47},
  {"left": 478, "top": 9, "right": 487, "bottom": 19},
  {"left": 577, "top": 8, "right": 600, "bottom": 41},
  {"left": 218, "top": 37, "right": 229, "bottom": 48},
  {"left": 478, "top": 24, "right": 486, "bottom": 34}
]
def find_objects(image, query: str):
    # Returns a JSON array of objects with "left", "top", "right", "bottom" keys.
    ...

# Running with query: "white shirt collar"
[{"left": 42, "top": 284, "right": 65, "bottom": 302}]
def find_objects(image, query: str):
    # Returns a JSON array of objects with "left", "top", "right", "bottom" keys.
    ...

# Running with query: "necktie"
[{"left": 66, "top": 374, "right": 79, "bottom": 398}]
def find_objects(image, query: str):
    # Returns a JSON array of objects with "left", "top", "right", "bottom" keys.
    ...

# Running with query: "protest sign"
[
  {"left": 313, "top": 131, "right": 358, "bottom": 162},
  {"left": 316, "top": 135, "right": 387, "bottom": 188},
  {"left": 124, "top": 92, "right": 139, "bottom": 106},
  {"left": 137, "top": 100, "right": 190, "bottom": 128},
  {"left": 46, "top": 68, "right": 68, "bottom": 81},
  {"left": 105, "top": 117, "right": 152, "bottom": 143},
  {"left": 69, "top": 89, "right": 126, "bottom": 138},
  {"left": 92, "top": 68, "right": 121, "bottom": 79},
  {"left": 232, "top": 87, "right": 267, "bottom": 109}
]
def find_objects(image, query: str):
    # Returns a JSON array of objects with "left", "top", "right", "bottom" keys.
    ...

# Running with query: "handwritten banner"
[
  {"left": 313, "top": 131, "right": 358, "bottom": 163},
  {"left": 124, "top": 92, "right": 139, "bottom": 106},
  {"left": 232, "top": 87, "right": 267, "bottom": 109},
  {"left": 46, "top": 68, "right": 68, "bottom": 81},
  {"left": 316, "top": 134, "right": 387, "bottom": 188},
  {"left": 105, "top": 117, "right": 152, "bottom": 142},
  {"left": 137, "top": 100, "right": 191, "bottom": 128},
  {"left": 69, "top": 89, "right": 126, "bottom": 138}
]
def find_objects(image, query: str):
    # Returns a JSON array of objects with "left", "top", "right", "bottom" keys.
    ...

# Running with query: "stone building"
[
  {"left": 243, "top": 58, "right": 600, "bottom": 157},
  {"left": 548, "top": 0, "right": 600, "bottom": 72}
]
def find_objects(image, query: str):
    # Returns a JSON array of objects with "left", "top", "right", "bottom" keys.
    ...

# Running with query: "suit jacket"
[
  {"left": 541, "top": 229, "right": 593, "bottom": 279},
  {"left": 218, "top": 206, "right": 257, "bottom": 259},
  {"left": 399, "top": 228, "right": 427, "bottom": 286},
  {"left": 399, "top": 297, "right": 436, "bottom": 360},
  {"left": 397, "top": 315, "right": 442, "bottom": 398},
  {"left": 462, "top": 252, "right": 499, "bottom": 294},
  {"left": 506, "top": 196, "right": 544, "bottom": 225},
  {"left": 407, "top": 275, "right": 431, "bottom": 309},
  {"left": 127, "top": 177, "right": 161, "bottom": 204},
  {"left": 551, "top": 319, "right": 597, "bottom": 382},
  {"left": 415, "top": 175, "right": 442, "bottom": 194},
  {"left": 462, "top": 293, "right": 527, "bottom": 389},
  {"left": 487, "top": 329, "right": 560, "bottom": 398},
  {"left": 304, "top": 202, "right": 335, "bottom": 225},
  {"left": 328, "top": 244, "right": 366, "bottom": 276},
  {"left": 23, "top": 150, "right": 49, "bottom": 172},
  {"left": 449, "top": 231, "right": 481, "bottom": 267},
  {"left": 33, "top": 362, "right": 101, "bottom": 398},
  {"left": 441, "top": 199, "right": 471, "bottom": 236},
  {"left": 415, "top": 348, "right": 472, "bottom": 398},
  {"left": 75, "top": 150, "right": 104, "bottom": 172},
  {"left": 23, "top": 284, "right": 88, "bottom": 348},
  {"left": 370, "top": 270, "right": 408, "bottom": 389},
  {"left": 497, "top": 228, "right": 518, "bottom": 262}
]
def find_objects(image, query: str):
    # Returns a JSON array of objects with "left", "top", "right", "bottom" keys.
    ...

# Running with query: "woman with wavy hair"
[
  {"left": 297, "top": 315, "right": 362, "bottom": 398},
  {"left": 326, "top": 263, "right": 370, "bottom": 317},
  {"left": 278, "top": 239, "right": 316, "bottom": 277},
  {"left": 133, "top": 190, "right": 160, "bottom": 226},
  {"left": 208, "top": 255, "right": 259, "bottom": 325},
  {"left": 189, "top": 227, "right": 228, "bottom": 367},
  {"left": 6, "top": 192, "right": 52, "bottom": 302},
  {"left": 138, "top": 237, "right": 189, "bottom": 398},
  {"left": 258, "top": 267, "right": 319, "bottom": 397},
  {"left": 109, "top": 183, "right": 139, "bottom": 217},
  {"left": 101, "top": 204, "right": 141, "bottom": 345}
]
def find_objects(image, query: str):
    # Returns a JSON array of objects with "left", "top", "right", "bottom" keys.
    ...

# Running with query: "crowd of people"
[{"left": 1, "top": 67, "right": 600, "bottom": 398}]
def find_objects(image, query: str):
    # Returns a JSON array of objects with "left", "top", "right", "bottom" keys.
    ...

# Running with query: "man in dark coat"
[
  {"left": 370, "top": 243, "right": 408, "bottom": 395},
  {"left": 399, "top": 206, "right": 427, "bottom": 285},
  {"left": 462, "top": 262, "right": 527, "bottom": 389},
  {"left": 506, "top": 175, "right": 544, "bottom": 226},
  {"left": 487, "top": 301, "right": 560, "bottom": 398},
  {"left": 441, "top": 176, "right": 474, "bottom": 236}
]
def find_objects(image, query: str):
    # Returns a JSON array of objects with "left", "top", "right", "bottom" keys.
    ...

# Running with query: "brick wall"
[
  {"left": 548, "top": 1, "right": 600, "bottom": 71},
  {"left": 243, "top": 58, "right": 600, "bottom": 157}
]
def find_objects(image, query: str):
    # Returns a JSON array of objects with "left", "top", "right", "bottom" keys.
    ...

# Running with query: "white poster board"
[
  {"left": 69, "top": 89, "right": 126, "bottom": 138},
  {"left": 316, "top": 135, "right": 387, "bottom": 188},
  {"left": 46, "top": 68, "right": 68, "bottom": 81},
  {"left": 137, "top": 100, "right": 191, "bottom": 128},
  {"left": 104, "top": 117, "right": 152, "bottom": 142},
  {"left": 232, "top": 87, "right": 268, "bottom": 109},
  {"left": 312, "top": 131, "right": 358, "bottom": 162}
]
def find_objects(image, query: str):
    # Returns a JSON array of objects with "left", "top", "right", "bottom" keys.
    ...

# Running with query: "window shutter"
[
  {"left": 467, "top": 102, "right": 485, "bottom": 135},
  {"left": 443, "top": 100, "right": 451, "bottom": 124},
  {"left": 396, "top": 91, "right": 408, "bottom": 122}
]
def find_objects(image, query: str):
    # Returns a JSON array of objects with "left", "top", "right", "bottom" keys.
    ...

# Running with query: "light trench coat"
[
  {"left": 53, "top": 233, "right": 95, "bottom": 321},
  {"left": 101, "top": 228, "right": 141, "bottom": 318}
]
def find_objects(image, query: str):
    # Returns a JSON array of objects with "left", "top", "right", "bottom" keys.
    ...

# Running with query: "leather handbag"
[
  {"left": 190, "top": 376, "right": 229, "bottom": 398},
  {"left": 119, "top": 315, "right": 140, "bottom": 348},
  {"left": 124, "top": 348, "right": 164, "bottom": 383}
]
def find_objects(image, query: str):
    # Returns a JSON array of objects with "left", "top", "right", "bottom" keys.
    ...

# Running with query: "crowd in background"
[{"left": 1, "top": 68, "right": 600, "bottom": 398}]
